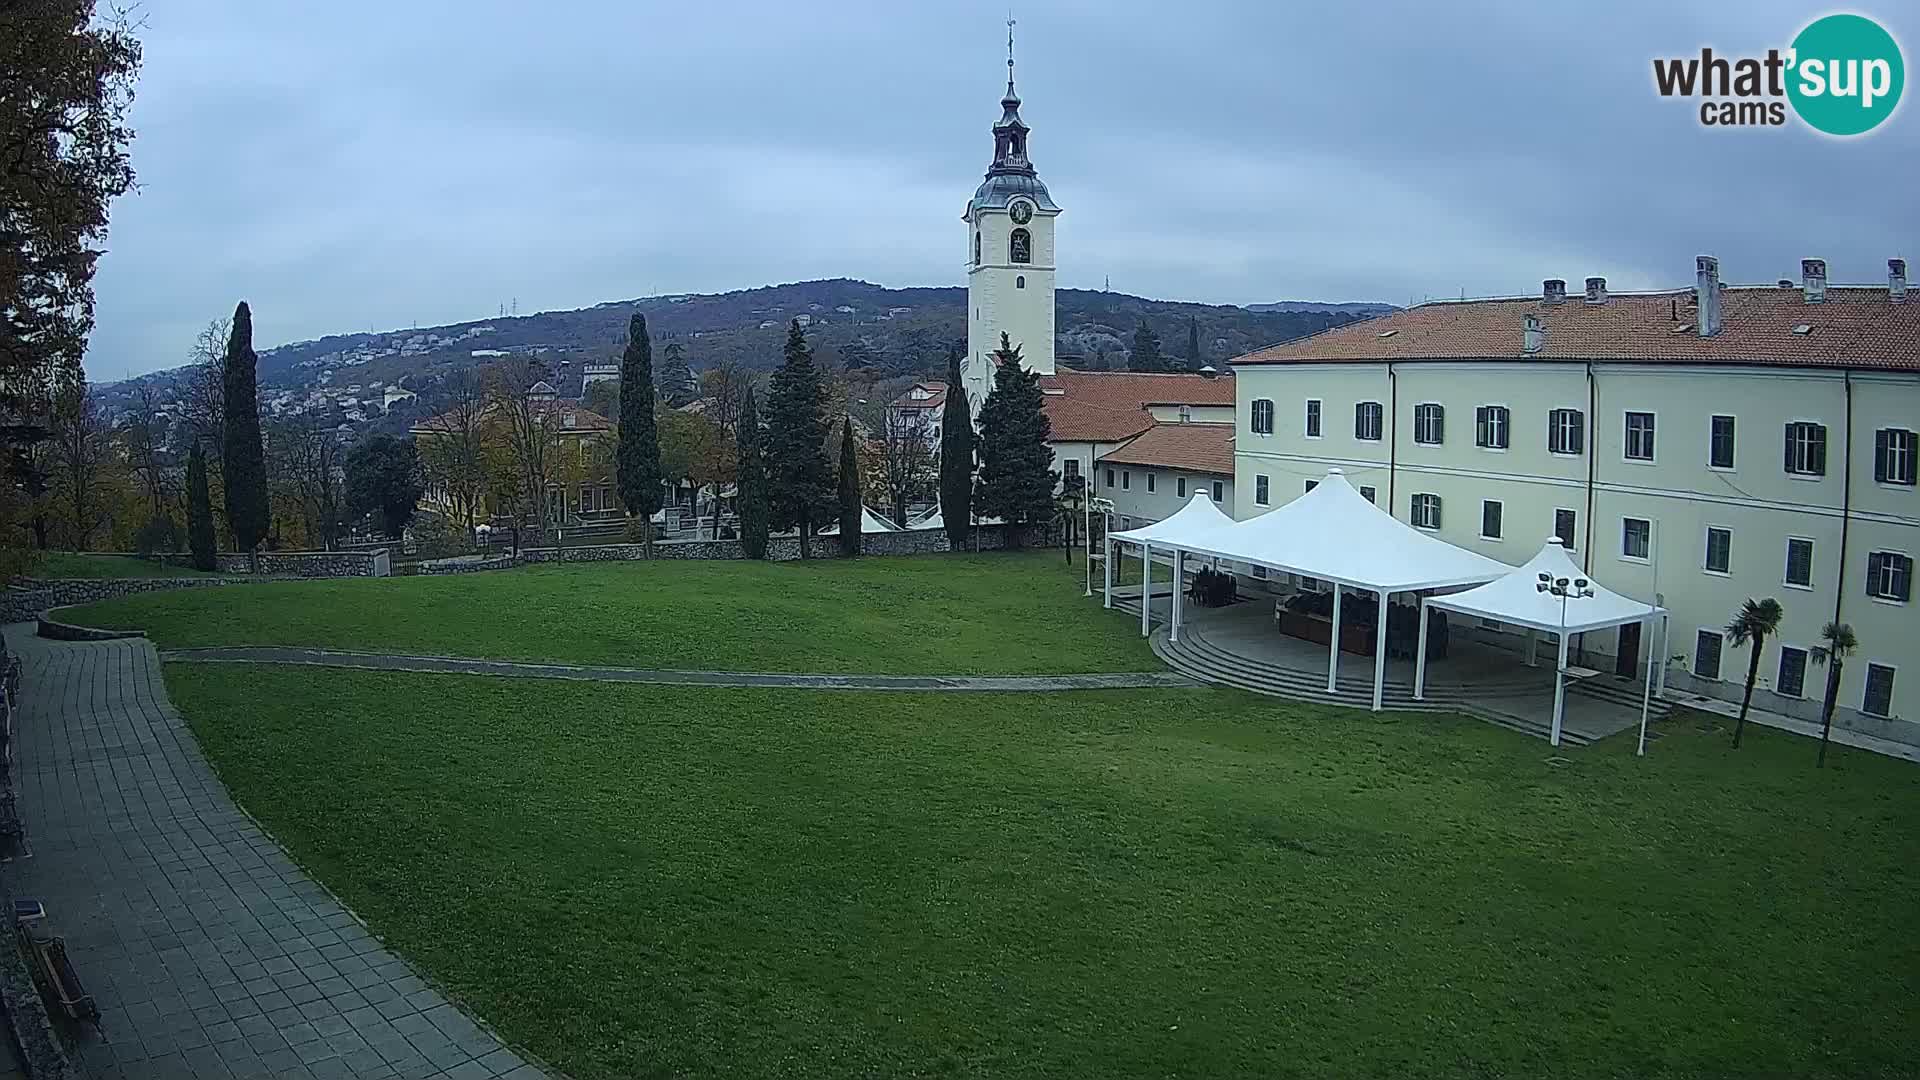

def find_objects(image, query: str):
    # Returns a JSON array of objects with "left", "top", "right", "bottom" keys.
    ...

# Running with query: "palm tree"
[
  {"left": 1808, "top": 621, "right": 1858, "bottom": 768},
  {"left": 1726, "top": 598, "right": 1784, "bottom": 749}
]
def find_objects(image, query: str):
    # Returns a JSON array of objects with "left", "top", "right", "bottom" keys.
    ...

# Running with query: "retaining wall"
[
  {"left": 2, "top": 577, "right": 258, "bottom": 625},
  {"left": 419, "top": 525, "right": 1046, "bottom": 574},
  {"left": 212, "top": 549, "right": 390, "bottom": 577}
]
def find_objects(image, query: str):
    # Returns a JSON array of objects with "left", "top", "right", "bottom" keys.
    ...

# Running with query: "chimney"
[
  {"left": 1542, "top": 278, "right": 1567, "bottom": 305},
  {"left": 1891, "top": 258, "right": 1909, "bottom": 301},
  {"left": 1522, "top": 313, "right": 1544, "bottom": 354},
  {"left": 1584, "top": 276, "right": 1608, "bottom": 304},
  {"left": 1695, "top": 255, "right": 1722, "bottom": 337},
  {"left": 1802, "top": 258, "right": 1827, "bottom": 303}
]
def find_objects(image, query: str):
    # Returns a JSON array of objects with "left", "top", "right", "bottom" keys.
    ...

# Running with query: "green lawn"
[
  {"left": 33, "top": 552, "right": 212, "bottom": 579},
  {"left": 169, "top": 664, "right": 1920, "bottom": 1080},
  {"left": 66, "top": 552, "right": 1149, "bottom": 675}
]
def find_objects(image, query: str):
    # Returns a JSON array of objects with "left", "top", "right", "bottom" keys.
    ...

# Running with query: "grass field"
[
  {"left": 33, "top": 552, "right": 212, "bottom": 579},
  {"left": 66, "top": 552, "right": 1151, "bottom": 674},
  {"left": 168, "top": 664, "right": 1920, "bottom": 1080}
]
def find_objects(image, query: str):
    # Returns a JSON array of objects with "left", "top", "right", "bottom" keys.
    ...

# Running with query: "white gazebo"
[
  {"left": 1416, "top": 537, "right": 1667, "bottom": 747},
  {"left": 1104, "top": 490, "right": 1237, "bottom": 644},
  {"left": 1108, "top": 469, "right": 1508, "bottom": 711},
  {"left": 820, "top": 505, "right": 901, "bottom": 535}
]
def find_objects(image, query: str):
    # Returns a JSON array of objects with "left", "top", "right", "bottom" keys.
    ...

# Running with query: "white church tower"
[{"left": 961, "top": 23, "right": 1059, "bottom": 412}]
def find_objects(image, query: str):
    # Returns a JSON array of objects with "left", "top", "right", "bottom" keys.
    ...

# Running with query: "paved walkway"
[
  {"left": 160, "top": 647, "right": 1197, "bottom": 692},
  {"left": 1, "top": 627, "right": 550, "bottom": 1080}
]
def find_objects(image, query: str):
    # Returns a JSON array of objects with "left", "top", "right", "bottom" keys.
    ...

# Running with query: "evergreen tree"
[
  {"left": 617, "top": 314, "right": 663, "bottom": 554},
  {"left": 974, "top": 333, "right": 1056, "bottom": 549},
  {"left": 938, "top": 345, "right": 974, "bottom": 552},
  {"left": 186, "top": 441, "right": 216, "bottom": 570},
  {"left": 736, "top": 382, "right": 769, "bottom": 559},
  {"left": 837, "top": 417, "right": 861, "bottom": 557},
  {"left": 1186, "top": 315, "right": 1202, "bottom": 369},
  {"left": 658, "top": 339, "right": 696, "bottom": 408},
  {"left": 1129, "top": 321, "right": 1165, "bottom": 372},
  {"left": 345, "top": 435, "right": 424, "bottom": 540},
  {"left": 764, "top": 320, "right": 834, "bottom": 558},
  {"left": 221, "top": 302, "right": 270, "bottom": 556}
]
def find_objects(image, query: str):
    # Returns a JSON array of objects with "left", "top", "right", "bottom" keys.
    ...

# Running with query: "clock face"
[{"left": 1009, "top": 200, "right": 1034, "bottom": 225}]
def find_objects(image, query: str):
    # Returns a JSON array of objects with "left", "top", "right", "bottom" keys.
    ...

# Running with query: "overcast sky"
[{"left": 88, "top": 1, "right": 1918, "bottom": 381}]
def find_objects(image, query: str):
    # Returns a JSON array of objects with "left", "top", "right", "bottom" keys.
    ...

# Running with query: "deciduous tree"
[
  {"left": 418, "top": 367, "right": 492, "bottom": 539},
  {"left": 50, "top": 371, "right": 108, "bottom": 549},
  {"left": 974, "top": 334, "right": 1056, "bottom": 548}
]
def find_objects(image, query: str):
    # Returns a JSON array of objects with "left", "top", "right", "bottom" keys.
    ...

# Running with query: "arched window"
[
  {"left": 1016, "top": 275, "right": 1025, "bottom": 289},
  {"left": 1250, "top": 398, "right": 1274, "bottom": 435},
  {"left": 973, "top": 231, "right": 981, "bottom": 265},
  {"left": 1010, "top": 227, "right": 1031, "bottom": 264}
]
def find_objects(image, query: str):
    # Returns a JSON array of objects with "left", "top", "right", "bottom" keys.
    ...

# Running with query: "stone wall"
[
  {"left": 212, "top": 549, "right": 389, "bottom": 577},
  {"left": 417, "top": 525, "right": 1049, "bottom": 574},
  {"left": 1, "top": 577, "right": 259, "bottom": 625}
]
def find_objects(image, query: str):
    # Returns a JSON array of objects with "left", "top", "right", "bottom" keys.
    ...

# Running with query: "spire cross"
[{"left": 1006, "top": 15, "right": 1016, "bottom": 84}]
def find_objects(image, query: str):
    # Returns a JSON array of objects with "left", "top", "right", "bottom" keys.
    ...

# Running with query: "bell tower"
[{"left": 962, "top": 20, "right": 1059, "bottom": 411}]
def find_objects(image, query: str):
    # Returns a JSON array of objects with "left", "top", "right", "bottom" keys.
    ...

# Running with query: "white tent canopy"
[
  {"left": 820, "top": 505, "right": 901, "bottom": 535},
  {"left": 1109, "top": 489, "right": 1237, "bottom": 548},
  {"left": 1415, "top": 537, "right": 1667, "bottom": 747}
]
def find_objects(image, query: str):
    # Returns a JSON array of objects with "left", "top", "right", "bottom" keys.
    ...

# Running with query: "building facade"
[
  {"left": 1228, "top": 258, "right": 1917, "bottom": 738},
  {"left": 1091, "top": 423, "right": 1235, "bottom": 531}
]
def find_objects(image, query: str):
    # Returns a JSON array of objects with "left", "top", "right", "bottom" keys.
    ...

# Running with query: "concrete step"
[
  {"left": 1568, "top": 675, "right": 1672, "bottom": 718},
  {"left": 1176, "top": 629, "right": 1546, "bottom": 700}
]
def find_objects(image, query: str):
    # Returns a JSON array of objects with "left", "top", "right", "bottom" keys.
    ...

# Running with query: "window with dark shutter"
[
  {"left": 1785, "top": 538, "right": 1814, "bottom": 587},
  {"left": 1176, "top": 477, "right": 1185, "bottom": 498},
  {"left": 1554, "top": 508, "right": 1577, "bottom": 548},
  {"left": 1777, "top": 646, "right": 1808, "bottom": 698},
  {"left": 1548, "top": 408, "right": 1584, "bottom": 455},
  {"left": 1414, "top": 404, "right": 1445, "bottom": 445},
  {"left": 1694, "top": 630, "right": 1723, "bottom": 680},
  {"left": 1710, "top": 415, "right": 1736, "bottom": 468},
  {"left": 1250, "top": 399, "right": 1274, "bottom": 435},
  {"left": 1784, "top": 422, "right": 1827, "bottom": 476},
  {"left": 1867, "top": 551, "right": 1913, "bottom": 602},
  {"left": 1862, "top": 664, "right": 1895, "bottom": 718},
  {"left": 1481, "top": 500, "right": 1503, "bottom": 539},
  {"left": 1475, "top": 405, "right": 1510, "bottom": 449},
  {"left": 1878, "top": 428, "right": 1917, "bottom": 485}
]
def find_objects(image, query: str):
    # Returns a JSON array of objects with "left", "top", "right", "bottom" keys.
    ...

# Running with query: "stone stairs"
[{"left": 1568, "top": 672, "right": 1673, "bottom": 721}]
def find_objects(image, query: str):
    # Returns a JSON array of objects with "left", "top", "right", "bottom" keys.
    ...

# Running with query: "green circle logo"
[{"left": 1788, "top": 14, "right": 1904, "bottom": 136}]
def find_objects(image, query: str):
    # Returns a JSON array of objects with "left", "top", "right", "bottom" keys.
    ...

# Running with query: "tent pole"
[
  {"left": 1140, "top": 543, "right": 1152, "bottom": 637},
  {"left": 1327, "top": 582, "right": 1342, "bottom": 692},
  {"left": 1551, "top": 632, "right": 1570, "bottom": 748},
  {"left": 1371, "top": 588, "right": 1389, "bottom": 711},
  {"left": 1102, "top": 533, "right": 1113, "bottom": 608},
  {"left": 1636, "top": 615, "right": 1654, "bottom": 757},
  {"left": 1525, "top": 629, "right": 1538, "bottom": 667},
  {"left": 1171, "top": 549, "right": 1185, "bottom": 644},
  {"left": 1414, "top": 599, "right": 1430, "bottom": 700},
  {"left": 1654, "top": 610, "right": 1669, "bottom": 696}
]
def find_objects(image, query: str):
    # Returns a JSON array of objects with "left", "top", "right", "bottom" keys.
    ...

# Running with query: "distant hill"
[
  {"left": 1245, "top": 300, "right": 1398, "bottom": 317},
  {"left": 98, "top": 279, "right": 1374, "bottom": 436}
]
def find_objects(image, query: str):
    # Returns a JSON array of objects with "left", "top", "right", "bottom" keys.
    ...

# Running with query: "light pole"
[
  {"left": 1089, "top": 496, "right": 1115, "bottom": 599},
  {"left": 1536, "top": 571, "right": 1594, "bottom": 747}
]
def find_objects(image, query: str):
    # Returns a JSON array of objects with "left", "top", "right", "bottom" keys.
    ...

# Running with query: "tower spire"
[
  {"left": 1006, "top": 14, "right": 1016, "bottom": 97},
  {"left": 988, "top": 16, "right": 1032, "bottom": 176}
]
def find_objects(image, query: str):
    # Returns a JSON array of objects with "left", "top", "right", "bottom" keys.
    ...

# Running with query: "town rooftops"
[
  {"left": 1096, "top": 422, "right": 1235, "bottom": 475},
  {"left": 888, "top": 381, "right": 949, "bottom": 410},
  {"left": 411, "top": 399, "right": 613, "bottom": 436},
  {"left": 1038, "top": 369, "right": 1235, "bottom": 442},
  {"left": 1235, "top": 266, "right": 1919, "bottom": 372}
]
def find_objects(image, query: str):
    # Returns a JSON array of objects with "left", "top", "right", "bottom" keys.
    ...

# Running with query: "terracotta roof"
[
  {"left": 412, "top": 399, "right": 613, "bottom": 436},
  {"left": 1234, "top": 285, "right": 1920, "bottom": 371},
  {"left": 888, "top": 381, "right": 949, "bottom": 410},
  {"left": 1096, "top": 423, "right": 1235, "bottom": 475},
  {"left": 1039, "top": 369, "right": 1235, "bottom": 442}
]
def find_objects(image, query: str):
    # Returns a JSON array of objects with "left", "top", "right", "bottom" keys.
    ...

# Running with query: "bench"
[{"left": 15, "top": 901, "right": 98, "bottom": 1024}]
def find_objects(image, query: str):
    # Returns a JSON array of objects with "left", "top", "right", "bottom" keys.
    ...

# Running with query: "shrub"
[{"left": 134, "top": 516, "right": 182, "bottom": 561}]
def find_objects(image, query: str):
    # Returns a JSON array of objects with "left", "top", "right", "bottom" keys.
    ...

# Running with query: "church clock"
[{"left": 1008, "top": 199, "right": 1034, "bottom": 225}]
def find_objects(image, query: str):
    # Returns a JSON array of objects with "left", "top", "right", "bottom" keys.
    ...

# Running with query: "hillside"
[{"left": 99, "top": 279, "right": 1373, "bottom": 433}]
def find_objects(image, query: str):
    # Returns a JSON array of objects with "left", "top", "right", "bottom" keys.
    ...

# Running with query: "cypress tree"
[
  {"left": 658, "top": 339, "right": 696, "bottom": 407},
  {"left": 735, "top": 382, "right": 769, "bottom": 559},
  {"left": 1129, "top": 321, "right": 1165, "bottom": 373},
  {"left": 617, "top": 314, "right": 663, "bottom": 555},
  {"left": 764, "top": 320, "right": 833, "bottom": 558},
  {"left": 1185, "top": 315, "right": 1202, "bottom": 369},
  {"left": 836, "top": 416, "right": 861, "bottom": 557},
  {"left": 221, "top": 302, "right": 269, "bottom": 556},
  {"left": 975, "top": 333, "right": 1056, "bottom": 549},
  {"left": 938, "top": 344, "right": 974, "bottom": 552},
  {"left": 187, "top": 441, "right": 216, "bottom": 571}
]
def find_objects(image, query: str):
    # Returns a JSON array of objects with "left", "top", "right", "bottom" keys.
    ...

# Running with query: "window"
[
  {"left": 1016, "top": 275, "right": 1025, "bottom": 289},
  {"left": 1104, "top": 467, "right": 1115, "bottom": 488},
  {"left": 600, "top": 485, "right": 614, "bottom": 510},
  {"left": 1710, "top": 415, "right": 1736, "bottom": 469},
  {"left": 1481, "top": 500, "right": 1503, "bottom": 540},
  {"left": 1704, "top": 526, "right": 1732, "bottom": 574},
  {"left": 1146, "top": 472, "right": 1156, "bottom": 493},
  {"left": 580, "top": 485, "right": 595, "bottom": 513},
  {"left": 1250, "top": 398, "right": 1274, "bottom": 435},
  {"left": 1010, "top": 227, "right": 1031, "bottom": 264},
  {"left": 1694, "top": 629, "right": 1724, "bottom": 680},
  {"left": 973, "top": 231, "right": 981, "bottom": 265},
  {"left": 1554, "top": 508, "right": 1578, "bottom": 549},
  {"left": 1176, "top": 476, "right": 1186, "bottom": 498},
  {"left": 1211, "top": 480, "right": 1224, "bottom": 502},
  {"left": 1785, "top": 537, "right": 1814, "bottom": 587},
  {"left": 1063, "top": 459, "right": 1080, "bottom": 482},
  {"left": 1863, "top": 664, "right": 1896, "bottom": 718},
  {"left": 1548, "top": 408, "right": 1585, "bottom": 455},
  {"left": 1249, "top": 563, "right": 1268, "bottom": 580},
  {"left": 1178, "top": 405, "right": 1191, "bottom": 422},
  {"left": 1411, "top": 493, "right": 1442, "bottom": 530},
  {"left": 1624, "top": 411, "right": 1656, "bottom": 461},
  {"left": 1866, "top": 551, "right": 1913, "bottom": 602},
  {"left": 1622, "top": 517, "right": 1651, "bottom": 560},
  {"left": 1360, "top": 485, "right": 1376, "bottom": 504},
  {"left": 1875, "top": 427, "right": 1917, "bottom": 485},
  {"left": 1776, "top": 646, "right": 1808, "bottom": 699},
  {"left": 1475, "top": 405, "right": 1510, "bottom": 449},
  {"left": 1255, "top": 475, "right": 1270, "bottom": 505},
  {"left": 1304, "top": 480, "right": 1319, "bottom": 494},
  {"left": 1121, "top": 470, "right": 1131, "bottom": 491},
  {"left": 1304, "top": 399, "right": 1322, "bottom": 438},
  {"left": 1413, "top": 403, "right": 1445, "bottom": 445},
  {"left": 1784, "top": 422, "right": 1827, "bottom": 476},
  {"left": 1355, "top": 401, "right": 1384, "bottom": 441}
]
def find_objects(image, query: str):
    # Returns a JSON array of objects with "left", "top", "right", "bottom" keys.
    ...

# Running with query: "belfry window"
[
  {"left": 973, "top": 231, "right": 981, "bottom": 265},
  {"left": 1010, "top": 227, "right": 1031, "bottom": 264}
]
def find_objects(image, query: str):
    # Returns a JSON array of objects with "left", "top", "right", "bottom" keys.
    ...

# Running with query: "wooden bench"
[{"left": 15, "top": 902, "right": 98, "bottom": 1024}]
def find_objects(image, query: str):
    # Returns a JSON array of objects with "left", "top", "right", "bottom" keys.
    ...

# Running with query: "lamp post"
[
  {"left": 1536, "top": 571, "right": 1594, "bottom": 747},
  {"left": 1089, "top": 496, "right": 1115, "bottom": 600}
]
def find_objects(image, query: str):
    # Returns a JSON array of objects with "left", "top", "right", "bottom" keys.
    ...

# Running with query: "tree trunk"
[
  {"left": 644, "top": 517, "right": 654, "bottom": 560},
  {"left": 1817, "top": 661, "right": 1842, "bottom": 767},
  {"left": 1732, "top": 639, "right": 1763, "bottom": 748},
  {"left": 797, "top": 518, "right": 811, "bottom": 560}
]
